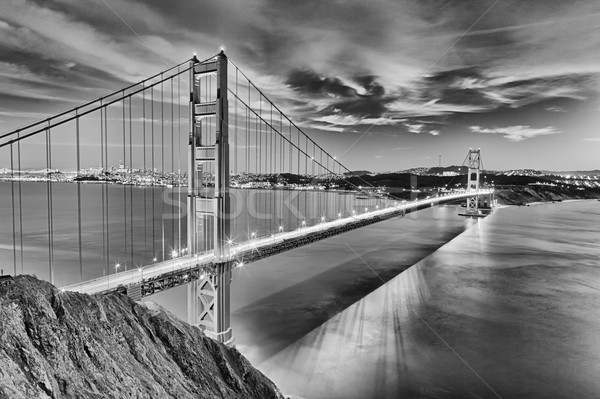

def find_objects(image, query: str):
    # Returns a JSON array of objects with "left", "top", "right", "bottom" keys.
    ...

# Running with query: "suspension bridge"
[{"left": 0, "top": 51, "right": 493, "bottom": 345}]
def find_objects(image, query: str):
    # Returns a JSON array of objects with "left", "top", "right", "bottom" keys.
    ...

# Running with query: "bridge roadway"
[{"left": 61, "top": 189, "right": 493, "bottom": 298}]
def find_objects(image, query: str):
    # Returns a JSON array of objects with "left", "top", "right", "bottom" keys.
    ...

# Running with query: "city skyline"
[{"left": 0, "top": 0, "right": 599, "bottom": 171}]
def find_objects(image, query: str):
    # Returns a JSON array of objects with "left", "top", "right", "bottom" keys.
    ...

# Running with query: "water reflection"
[{"left": 257, "top": 201, "right": 600, "bottom": 398}]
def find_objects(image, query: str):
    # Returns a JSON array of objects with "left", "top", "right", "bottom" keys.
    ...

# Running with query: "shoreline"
[{"left": 494, "top": 186, "right": 600, "bottom": 206}]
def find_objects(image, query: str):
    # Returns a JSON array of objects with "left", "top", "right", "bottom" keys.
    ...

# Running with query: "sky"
[{"left": 0, "top": 0, "right": 599, "bottom": 172}]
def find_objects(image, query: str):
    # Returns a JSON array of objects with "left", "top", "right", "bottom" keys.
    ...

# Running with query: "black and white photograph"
[{"left": 0, "top": 1, "right": 599, "bottom": 398}]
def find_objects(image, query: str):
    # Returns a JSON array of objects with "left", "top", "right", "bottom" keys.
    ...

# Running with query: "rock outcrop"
[
  {"left": 0, "top": 276, "right": 283, "bottom": 399},
  {"left": 494, "top": 186, "right": 600, "bottom": 205}
]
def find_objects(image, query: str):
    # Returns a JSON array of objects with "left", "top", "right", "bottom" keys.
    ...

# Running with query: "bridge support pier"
[
  {"left": 187, "top": 262, "right": 234, "bottom": 345},
  {"left": 187, "top": 51, "right": 233, "bottom": 345}
]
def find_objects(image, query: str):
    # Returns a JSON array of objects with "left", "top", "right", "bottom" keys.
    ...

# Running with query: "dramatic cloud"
[
  {"left": 285, "top": 68, "right": 403, "bottom": 130},
  {"left": 286, "top": 69, "right": 356, "bottom": 98},
  {"left": 0, "top": 0, "right": 599, "bottom": 170},
  {"left": 470, "top": 125, "right": 560, "bottom": 142}
]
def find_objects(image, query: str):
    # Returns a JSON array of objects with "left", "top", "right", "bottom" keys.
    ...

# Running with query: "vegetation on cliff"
[
  {"left": 0, "top": 276, "right": 283, "bottom": 399},
  {"left": 493, "top": 186, "right": 600, "bottom": 205}
]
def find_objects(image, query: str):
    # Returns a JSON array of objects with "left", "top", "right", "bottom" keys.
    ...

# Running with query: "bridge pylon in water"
[
  {"left": 187, "top": 51, "right": 234, "bottom": 345},
  {"left": 460, "top": 148, "right": 494, "bottom": 217}
]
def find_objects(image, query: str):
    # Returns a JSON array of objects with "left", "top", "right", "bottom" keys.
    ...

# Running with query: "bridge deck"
[{"left": 61, "top": 190, "right": 492, "bottom": 297}]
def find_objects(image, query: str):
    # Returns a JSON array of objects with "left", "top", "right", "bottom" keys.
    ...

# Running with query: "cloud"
[
  {"left": 286, "top": 69, "right": 356, "bottom": 98},
  {"left": 411, "top": 67, "right": 596, "bottom": 117},
  {"left": 1, "top": 0, "right": 599, "bottom": 143},
  {"left": 302, "top": 122, "right": 348, "bottom": 133},
  {"left": 470, "top": 125, "right": 560, "bottom": 142},
  {"left": 583, "top": 138, "right": 600, "bottom": 142},
  {"left": 314, "top": 114, "right": 397, "bottom": 126},
  {"left": 429, "top": 130, "right": 440, "bottom": 136},
  {"left": 544, "top": 106, "right": 567, "bottom": 113},
  {"left": 404, "top": 123, "right": 424, "bottom": 134},
  {"left": 285, "top": 68, "right": 402, "bottom": 126}
]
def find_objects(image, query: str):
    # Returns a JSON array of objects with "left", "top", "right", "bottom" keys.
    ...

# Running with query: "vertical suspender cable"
[
  {"left": 17, "top": 133, "right": 24, "bottom": 274},
  {"left": 161, "top": 76, "right": 165, "bottom": 261},
  {"left": 129, "top": 96, "right": 134, "bottom": 269},
  {"left": 104, "top": 104, "right": 110, "bottom": 276},
  {"left": 100, "top": 106, "right": 106, "bottom": 275},
  {"left": 151, "top": 86, "right": 156, "bottom": 260},
  {"left": 270, "top": 103, "right": 273, "bottom": 174},
  {"left": 76, "top": 111, "right": 83, "bottom": 285},
  {"left": 280, "top": 112, "right": 283, "bottom": 226},
  {"left": 246, "top": 76, "right": 249, "bottom": 173},
  {"left": 246, "top": 78, "right": 250, "bottom": 236},
  {"left": 46, "top": 121, "right": 54, "bottom": 284},
  {"left": 235, "top": 66, "right": 238, "bottom": 174},
  {"left": 10, "top": 143, "right": 16, "bottom": 276},
  {"left": 171, "top": 78, "right": 175, "bottom": 251},
  {"left": 177, "top": 69, "right": 182, "bottom": 253},
  {"left": 122, "top": 98, "right": 127, "bottom": 268},
  {"left": 259, "top": 96, "right": 262, "bottom": 175},
  {"left": 143, "top": 85, "right": 148, "bottom": 257}
]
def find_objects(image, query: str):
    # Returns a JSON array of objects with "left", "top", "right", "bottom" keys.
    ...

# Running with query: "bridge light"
[
  {"left": 301, "top": 220, "right": 306, "bottom": 226},
  {"left": 172, "top": 250, "right": 178, "bottom": 258},
  {"left": 321, "top": 216, "right": 326, "bottom": 222},
  {"left": 227, "top": 239, "right": 233, "bottom": 245},
  {"left": 337, "top": 212, "right": 342, "bottom": 218},
  {"left": 183, "top": 274, "right": 188, "bottom": 279},
  {"left": 200, "top": 273, "right": 206, "bottom": 279},
  {"left": 364, "top": 207, "right": 368, "bottom": 212},
  {"left": 376, "top": 205, "right": 379, "bottom": 209},
  {"left": 278, "top": 225, "right": 284, "bottom": 232},
  {"left": 153, "top": 257, "right": 157, "bottom": 263},
  {"left": 236, "top": 262, "right": 244, "bottom": 268}
]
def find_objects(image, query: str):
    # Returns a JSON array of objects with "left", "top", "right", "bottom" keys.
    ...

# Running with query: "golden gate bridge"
[{"left": 0, "top": 51, "right": 493, "bottom": 345}]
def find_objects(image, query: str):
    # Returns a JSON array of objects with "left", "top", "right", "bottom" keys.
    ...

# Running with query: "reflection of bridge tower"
[{"left": 187, "top": 51, "right": 233, "bottom": 345}]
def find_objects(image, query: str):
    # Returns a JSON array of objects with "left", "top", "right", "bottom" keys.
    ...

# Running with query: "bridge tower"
[
  {"left": 187, "top": 51, "right": 233, "bottom": 345},
  {"left": 465, "top": 148, "right": 481, "bottom": 215}
]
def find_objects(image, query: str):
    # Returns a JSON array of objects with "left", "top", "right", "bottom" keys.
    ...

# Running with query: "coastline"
[{"left": 494, "top": 186, "right": 600, "bottom": 206}]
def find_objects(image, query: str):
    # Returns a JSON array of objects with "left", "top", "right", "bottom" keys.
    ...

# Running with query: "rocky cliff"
[
  {"left": 494, "top": 186, "right": 600, "bottom": 205},
  {"left": 0, "top": 276, "right": 283, "bottom": 399}
]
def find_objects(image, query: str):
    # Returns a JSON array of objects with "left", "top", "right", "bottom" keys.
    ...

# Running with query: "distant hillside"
[
  {"left": 547, "top": 170, "right": 600, "bottom": 177},
  {"left": 343, "top": 170, "right": 371, "bottom": 177},
  {"left": 426, "top": 165, "right": 467, "bottom": 175}
]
